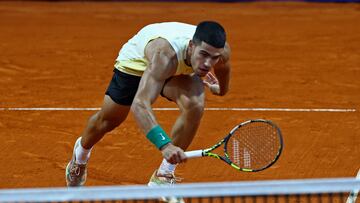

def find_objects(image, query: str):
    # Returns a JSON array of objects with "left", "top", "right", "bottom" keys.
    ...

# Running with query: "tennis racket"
[{"left": 184, "top": 119, "right": 283, "bottom": 172}]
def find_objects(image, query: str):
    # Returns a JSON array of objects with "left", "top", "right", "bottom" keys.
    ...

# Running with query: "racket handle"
[{"left": 184, "top": 150, "right": 203, "bottom": 158}]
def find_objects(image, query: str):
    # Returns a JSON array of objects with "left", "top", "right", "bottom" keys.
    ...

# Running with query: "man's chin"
[
  {"left": 196, "top": 71, "right": 207, "bottom": 77},
  {"left": 196, "top": 73, "right": 206, "bottom": 78}
]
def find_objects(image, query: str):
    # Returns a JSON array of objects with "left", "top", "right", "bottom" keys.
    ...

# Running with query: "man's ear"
[{"left": 189, "top": 40, "right": 196, "bottom": 52}]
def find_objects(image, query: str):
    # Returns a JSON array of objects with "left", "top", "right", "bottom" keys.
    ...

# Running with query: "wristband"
[{"left": 146, "top": 125, "right": 172, "bottom": 149}]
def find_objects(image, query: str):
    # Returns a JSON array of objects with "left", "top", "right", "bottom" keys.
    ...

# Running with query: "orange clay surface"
[{"left": 0, "top": 1, "right": 359, "bottom": 188}]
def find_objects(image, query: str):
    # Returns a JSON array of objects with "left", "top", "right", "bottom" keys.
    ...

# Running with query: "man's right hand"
[{"left": 160, "top": 143, "right": 187, "bottom": 164}]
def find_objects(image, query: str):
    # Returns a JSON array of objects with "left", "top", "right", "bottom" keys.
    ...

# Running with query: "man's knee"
[{"left": 181, "top": 96, "right": 205, "bottom": 119}]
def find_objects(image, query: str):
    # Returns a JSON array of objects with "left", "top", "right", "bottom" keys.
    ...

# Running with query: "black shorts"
[{"left": 105, "top": 69, "right": 141, "bottom": 106}]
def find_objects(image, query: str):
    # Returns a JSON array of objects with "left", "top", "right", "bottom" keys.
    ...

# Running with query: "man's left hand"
[{"left": 203, "top": 72, "right": 220, "bottom": 95}]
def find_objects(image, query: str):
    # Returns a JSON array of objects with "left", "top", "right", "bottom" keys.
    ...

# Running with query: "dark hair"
[{"left": 193, "top": 21, "right": 226, "bottom": 48}]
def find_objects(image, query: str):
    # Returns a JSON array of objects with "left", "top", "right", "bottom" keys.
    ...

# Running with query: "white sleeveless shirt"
[{"left": 115, "top": 22, "right": 195, "bottom": 76}]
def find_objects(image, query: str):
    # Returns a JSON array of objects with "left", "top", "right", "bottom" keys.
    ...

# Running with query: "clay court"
[{"left": 0, "top": 1, "right": 359, "bottom": 189}]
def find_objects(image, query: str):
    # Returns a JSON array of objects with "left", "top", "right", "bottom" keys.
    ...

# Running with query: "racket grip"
[{"left": 184, "top": 150, "right": 203, "bottom": 158}]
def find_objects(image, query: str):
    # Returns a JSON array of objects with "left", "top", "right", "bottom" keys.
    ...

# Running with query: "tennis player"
[{"left": 65, "top": 21, "right": 231, "bottom": 202}]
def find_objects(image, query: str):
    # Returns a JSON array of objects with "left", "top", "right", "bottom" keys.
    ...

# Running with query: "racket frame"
[{"left": 185, "top": 119, "right": 283, "bottom": 172}]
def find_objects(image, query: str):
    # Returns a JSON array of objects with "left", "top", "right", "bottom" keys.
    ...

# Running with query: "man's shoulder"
[
  {"left": 149, "top": 38, "right": 172, "bottom": 47},
  {"left": 145, "top": 38, "right": 177, "bottom": 58},
  {"left": 221, "top": 42, "right": 231, "bottom": 62}
]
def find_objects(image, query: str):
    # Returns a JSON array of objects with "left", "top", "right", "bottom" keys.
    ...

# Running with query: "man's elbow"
[
  {"left": 131, "top": 98, "right": 146, "bottom": 113},
  {"left": 218, "top": 88, "right": 229, "bottom": 96}
]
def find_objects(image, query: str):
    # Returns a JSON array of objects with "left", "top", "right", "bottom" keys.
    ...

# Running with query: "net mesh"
[{"left": 0, "top": 178, "right": 359, "bottom": 203}]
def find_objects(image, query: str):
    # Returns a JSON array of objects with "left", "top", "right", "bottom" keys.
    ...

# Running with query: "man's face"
[{"left": 190, "top": 41, "right": 224, "bottom": 77}]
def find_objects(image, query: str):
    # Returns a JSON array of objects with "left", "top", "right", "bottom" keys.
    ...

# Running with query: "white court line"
[
  {"left": 0, "top": 107, "right": 356, "bottom": 112},
  {"left": 347, "top": 169, "right": 360, "bottom": 203},
  {"left": 154, "top": 108, "right": 357, "bottom": 112}
]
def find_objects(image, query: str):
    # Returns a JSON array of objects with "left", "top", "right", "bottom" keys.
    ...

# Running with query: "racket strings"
[{"left": 227, "top": 122, "right": 281, "bottom": 170}]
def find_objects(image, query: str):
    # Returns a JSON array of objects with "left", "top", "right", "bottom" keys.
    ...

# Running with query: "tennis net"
[{"left": 0, "top": 177, "right": 359, "bottom": 203}]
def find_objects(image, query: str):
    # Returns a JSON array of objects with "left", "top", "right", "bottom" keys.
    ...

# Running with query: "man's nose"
[{"left": 204, "top": 58, "right": 212, "bottom": 68}]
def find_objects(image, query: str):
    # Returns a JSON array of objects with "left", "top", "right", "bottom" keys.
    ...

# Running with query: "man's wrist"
[
  {"left": 159, "top": 142, "right": 172, "bottom": 151},
  {"left": 211, "top": 85, "right": 220, "bottom": 95},
  {"left": 146, "top": 125, "right": 172, "bottom": 149}
]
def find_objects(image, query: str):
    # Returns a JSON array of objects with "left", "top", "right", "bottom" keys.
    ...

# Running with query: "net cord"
[{"left": 0, "top": 178, "right": 359, "bottom": 202}]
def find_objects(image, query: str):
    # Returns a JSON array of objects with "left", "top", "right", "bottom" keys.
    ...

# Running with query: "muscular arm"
[
  {"left": 214, "top": 43, "right": 231, "bottom": 96},
  {"left": 131, "top": 38, "right": 177, "bottom": 134},
  {"left": 131, "top": 38, "right": 187, "bottom": 164}
]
